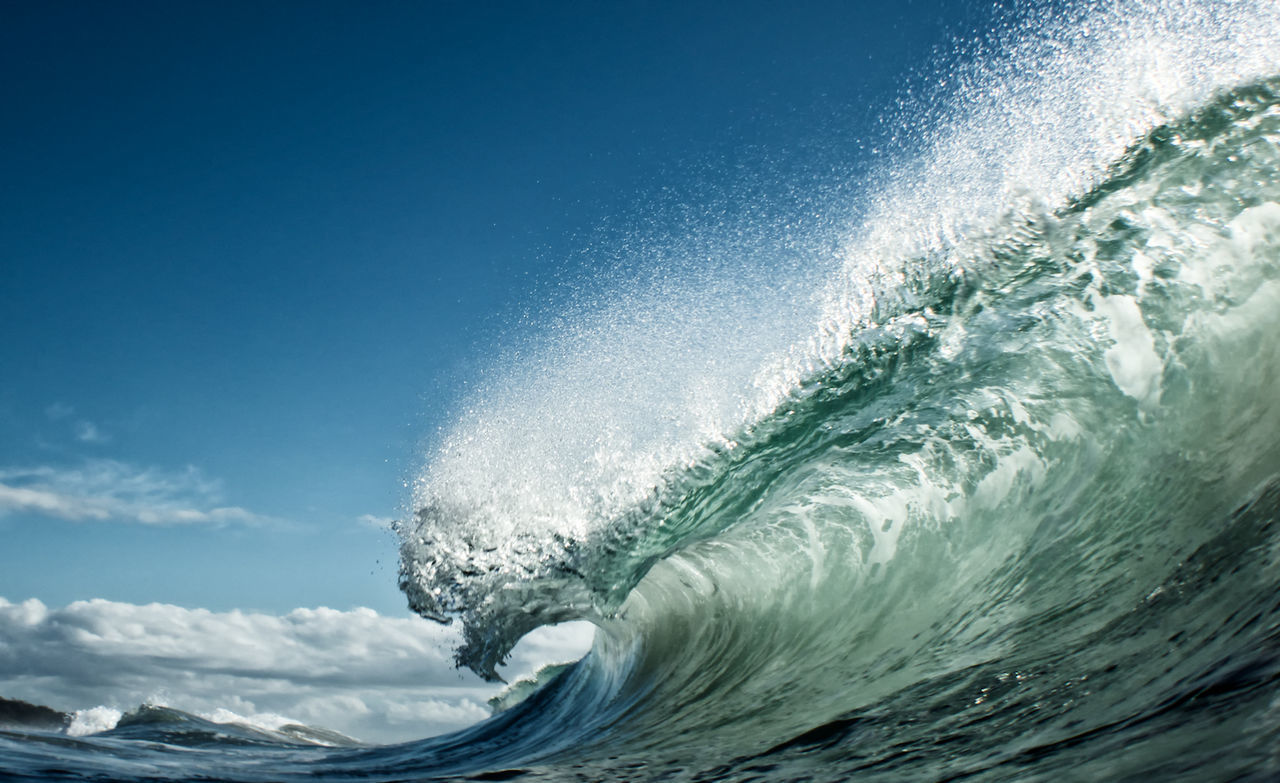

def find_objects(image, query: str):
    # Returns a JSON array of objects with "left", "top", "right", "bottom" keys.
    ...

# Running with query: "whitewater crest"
[{"left": 66, "top": 707, "right": 122, "bottom": 737}]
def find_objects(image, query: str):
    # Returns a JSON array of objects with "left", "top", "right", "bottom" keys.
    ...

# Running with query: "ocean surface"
[{"left": 6, "top": 1, "right": 1280, "bottom": 780}]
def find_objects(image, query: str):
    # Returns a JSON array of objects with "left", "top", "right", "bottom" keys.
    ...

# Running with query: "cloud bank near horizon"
[{"left": 0, "top": 597, "right": 594, "bottom": 743}]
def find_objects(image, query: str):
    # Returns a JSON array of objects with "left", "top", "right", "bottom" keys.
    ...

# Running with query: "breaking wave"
[{"left": 5, "top": 1, "right": 1280, "bottom": 780}]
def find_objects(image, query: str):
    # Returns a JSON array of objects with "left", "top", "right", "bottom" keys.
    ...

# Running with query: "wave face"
[
  {"left": 393, "top": 0, "right": 1280, "bottom": 778},
  {"left": 5, "top": 1, "right": 1280, "bottom": 781}
]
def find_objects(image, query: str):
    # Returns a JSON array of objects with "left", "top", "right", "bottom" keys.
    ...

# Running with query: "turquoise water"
[{"left": 6, "top": 1, "right": 1280, "bottom": 780}]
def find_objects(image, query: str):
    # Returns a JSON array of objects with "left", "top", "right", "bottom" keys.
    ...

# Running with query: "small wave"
[
  {"left": 488, "top": 662, "right": 579, "bottom": 714},
  {"left": 66, "top": 706, "right": 122, "bottom": 737}
]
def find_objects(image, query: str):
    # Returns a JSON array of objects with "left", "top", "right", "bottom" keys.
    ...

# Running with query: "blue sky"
[{"left": 0, "top": 1, "right": 999, "bottom": 617}]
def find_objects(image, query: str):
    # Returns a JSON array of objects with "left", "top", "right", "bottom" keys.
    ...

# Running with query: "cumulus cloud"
[
  {"left": 502, "top": 621, "right": 598, "bottom": 678},
  {"left": 0, "top": 460, "right": 270, "bottom": 526},
  {"left": 0, "top": 598, "right": 481, "bottom": 742},
  {"left": 0, "top": 598, "right": 594, "bottom": 743}
]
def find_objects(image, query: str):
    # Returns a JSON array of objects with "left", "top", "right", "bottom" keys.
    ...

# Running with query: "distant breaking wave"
[{"left": 5, "top": 0, "right": 1280, "bottom": 780}]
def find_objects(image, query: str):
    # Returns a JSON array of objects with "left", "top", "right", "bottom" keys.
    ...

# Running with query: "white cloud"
[
  {"left": 73, "top": 421, "right": 109, "bottom": 444},
  {"left": 500, "top": 621, "right": 597, "bottom": 681},
  {"left": 357, "top": 513, "right": 396, "bottom": 530},
  {"left": 0, "top": 460, "right": 271, "bottom": 526},
  {"left": 0, "top": 482, "right": 111, "bottom": 520},
  {"left": 40, "top": 403, "right": 110, "bottom": 443},
  {"left": 0, "top": 597, "right": 584, "bottom": 743},
  {"left": 383, "top": 698, "right": 489, "bottom": 725}
]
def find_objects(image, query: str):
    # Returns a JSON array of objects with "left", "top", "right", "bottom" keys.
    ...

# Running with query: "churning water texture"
[{"left": 7, "top": 1, "right": 1280, "bottom": 780}]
